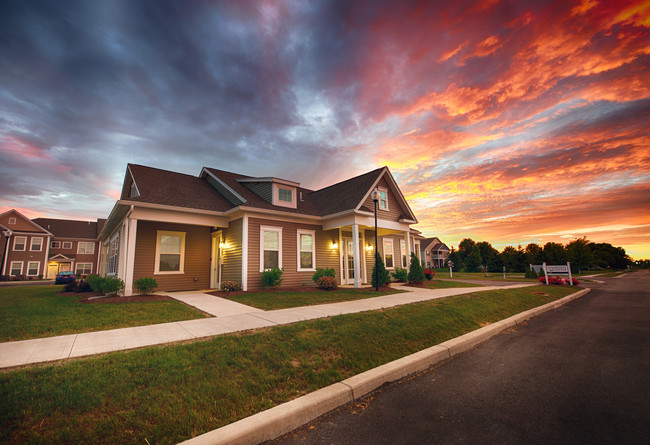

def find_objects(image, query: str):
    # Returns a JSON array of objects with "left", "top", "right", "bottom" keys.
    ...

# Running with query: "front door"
[
  {"left": 47, "top": 263, "right": 58, "bottom": 279},
  {"left": 342, "top": 237, "right": 363, "bottom": 285},
  {"left": 210, "top": 233, "right": 222, "bottom": 289}
]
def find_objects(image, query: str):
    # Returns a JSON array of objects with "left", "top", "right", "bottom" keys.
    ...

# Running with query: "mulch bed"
[{"left": 58, "top": 291, "right": 173, "bottom": 304}]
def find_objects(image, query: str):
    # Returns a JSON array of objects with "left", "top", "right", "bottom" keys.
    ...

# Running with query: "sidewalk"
[{"left": 0, "top": 283, "right": 535, "bottom": 369}]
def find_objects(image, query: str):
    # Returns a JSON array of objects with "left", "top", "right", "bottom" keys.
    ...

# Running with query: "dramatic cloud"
[{"left": 1, "top": 0, "right": 649, "bottom": 258}]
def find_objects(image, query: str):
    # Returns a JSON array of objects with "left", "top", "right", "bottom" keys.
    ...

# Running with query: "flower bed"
[{"left": 538, "top": 276, "right": 580, "bottom": 286}]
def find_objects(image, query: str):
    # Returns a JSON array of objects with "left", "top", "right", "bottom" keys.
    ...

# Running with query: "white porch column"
[
  {"left": 405, "top": 232, "right": 412, "bottom": 269},
  {"left": 124, "top": 218, "right": 138, "bottom": 296},
  {"left": 352, "top": 224, "right": 361, "bottom": 288}
]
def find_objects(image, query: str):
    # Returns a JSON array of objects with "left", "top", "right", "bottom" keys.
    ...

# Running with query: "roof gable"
[
  {"left": 355, "top": 167, "right": 418, "bottom": 222},
  {"left": 0, "top": 209, "right": 51, "bottom": 234}
]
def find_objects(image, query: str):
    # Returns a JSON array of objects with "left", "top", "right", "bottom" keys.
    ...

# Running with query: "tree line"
[{"left": 445, "top": 237, "right": 633, "bottom": 274}]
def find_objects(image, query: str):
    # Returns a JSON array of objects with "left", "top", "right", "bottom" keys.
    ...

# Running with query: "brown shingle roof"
[
  {"left": 307, "top": 167, "right": 384, "bottom": 216},
  {"left": 126, "top": 164, "right": 233, "bottom": 212},
  {"left": 32, "top": 218, "right": 99, "bottom": 239}
]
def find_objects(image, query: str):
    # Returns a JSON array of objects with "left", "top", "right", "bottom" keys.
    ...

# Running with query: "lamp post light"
[{"left": 371, "top": 187, "right": 379, "bottom": 291}]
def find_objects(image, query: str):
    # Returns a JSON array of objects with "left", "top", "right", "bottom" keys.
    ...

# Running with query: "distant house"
[
  {"left": 98, "top": 164, "right": 422, "bottom": 295},
  {"left": 421, "top": 237, "right": 450, "bottom": 268},
  {"left": 0, "top": 209, "right": 104, "bottom": 279}
]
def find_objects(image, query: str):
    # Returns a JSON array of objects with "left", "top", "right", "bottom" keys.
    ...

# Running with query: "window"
[
  {"left": 13, "top": 236, "right": 26, "bottom": 251},
  {"left": 260, "top": 226, "right": 282, "bottom": 271},
  {"left": 8, "top": 217, "right": 16, "bottom": 225},
  {"left": 155, "top": 231, "right": 185, "bottom": 274},
  {"left": 383, "top": 238, "right": 394, "bottom": 269},
  {"left": 76, "top": 263, "right": 92, "bottom": 275},
  {"left": 30, "top": 237, "right": 43, "bottom": 251},
  {"left": 27, "top": 261, "right": 40, "bottom": 276},
  {"left": 297, "top": 230, "right": 315, "bottom": 271},
  {"left": 77, "top": 242, "right": 95, "bottom": 254},
  {"left": 107, "top": 233, "right": 120, "bottom": 275},
  {"left": 62, "top": 242, "right": 73, "bottom": 249},
  {"left": 51, "top": 241, "right": 61, "bottom": 249},
  {"left": 379, "top": 188, "right": 389, "bottom": 210},
  {"left": 278, "top": 188, "right": 292, "bottom": 202},
  {"left": 10, "top": 261, "right": 23, "bottom": 276},
  {"left": 400, "top": 239, "right": 407, "bottom": 268}
]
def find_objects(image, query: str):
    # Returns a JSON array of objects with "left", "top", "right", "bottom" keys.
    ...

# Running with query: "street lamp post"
[{"left": 372, "top": 188, "right": 379, "bottom": 291}]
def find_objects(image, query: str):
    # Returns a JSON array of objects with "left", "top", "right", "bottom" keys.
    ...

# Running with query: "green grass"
[
  {"left": 0, "top": 286, "right": 209, "bottom": 342},
  {"left": 0, "top": 285, "right": 578, "bottom": 445},
  {"left": 433, "top": 271, "right": 537, "bottom": 282},
  {"left": 221, "top": 287, "right": 405, "bottom": 310},
  {"left": 415, "top": 279, "right": 485, "bottom": 289}
]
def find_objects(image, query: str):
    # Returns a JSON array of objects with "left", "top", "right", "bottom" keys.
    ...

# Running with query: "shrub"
[
  {"left": 100, "top": 277, "right": 125, "bottom": 297},
  {"left": 134, "top": 277, "right": 158, "bottom": 295},
  {"left": 408, "top": 252, "right": 425, "bottom": 284},
  {"left": 221, "top": 281, "right": 242, "bottom": 292},
  {"left": 391, "top": 267, "right": 408, "bottom": 282},
  {"left": 75, "top": 279, "right": 92, "bottom": 293},
  {"left": 63, "top": 282, "right": 78, "bottom": 292},
  {"left": 424, "top": 268, "right": 435, "bottom": 280},
  {"left": 86, "top": 274, "right": 103, "bottom": 293},
  {"left": 316, "top": 276, "right": 337, "bottom": 290},
  {"left": 262, "top": 267, "right": 284, "bottom": 287},
  {"left": 370, "top": 253, "right": 391, "bottom": 288},
  {"left": 312, "top": 267, "right": 336, "bottom": 283}
]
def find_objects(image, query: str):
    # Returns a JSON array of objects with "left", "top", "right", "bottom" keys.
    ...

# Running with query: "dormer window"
[
  {"left": 378, "top": 188, "right": 389, "bottom": 210},
  {"left": 278, "top": 188, "right": 292, "bottom": 203}
]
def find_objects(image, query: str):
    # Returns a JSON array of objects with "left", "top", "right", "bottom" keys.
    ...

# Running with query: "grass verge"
[
  {"left": 434, "top": 271, "right": 538, "bottom": 282},
  {"left": 0, "top": 286, "right": 209, "bottom": 342},
  {"left": 415, "top": 279, "right": 484, "bottom": 289},
  {"left": 0, "top": 285, "right": 578, "bottom": 445},
  {"left": 221, "top": 287, "right": 405, "bottom": 310}
]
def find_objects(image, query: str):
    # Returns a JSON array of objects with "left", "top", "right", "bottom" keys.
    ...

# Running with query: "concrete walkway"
[{"left": 0, "top": 283, "right": 535, "bottom": 370}]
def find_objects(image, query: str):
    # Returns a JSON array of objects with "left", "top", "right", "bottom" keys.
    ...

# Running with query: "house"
[
  {"left": 98, "top": 164, "right": 422, "bottom": 295},
  {"left": 0, "top": 209, "right": 105, "bottom": 279},
  {"left": 421, "top": 237, "right": 450, "bottom": 268}
]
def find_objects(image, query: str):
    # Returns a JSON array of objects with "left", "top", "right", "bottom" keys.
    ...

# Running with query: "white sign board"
[{"left": 546, "top": 265, "right": 569, "bottom": 273}]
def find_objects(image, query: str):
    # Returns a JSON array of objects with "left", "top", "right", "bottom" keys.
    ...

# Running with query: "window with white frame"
[
  {"left": 27, "top": 261, "right": 40, "bottom": 276},
  {"left": 378, "top": 188, "right": 389, "bottom": 210},
  {"left": 10, "top": 261, "right": 23, "bottom": 276},
  {"left": 30, "top": 237, "right": 43, "bottom": 251},
  {"left": 155, "top": 231, "right": 185, "bottom": 274},
  {"left": 8, "top": 217, "right": 16, "bottom": 225},
  {"left": 383, "top": 238, "right": 394, "bottom": 269},
  {"left": 297, "top": 229, "right": 315, "bottom": 271},
  {"left": 13, "top": 236, "right": 26, "bottom": 251},
  {"left": 77, "top": 242, "right": 95, "bottom": 254},
  {"left": 400, "top": 239, "right": 407, "bottom": 268},
  {"left": 260, "top": 226, "right": 282, "bottom": 271},
  {"left": 62, "top": 241, "right": 73, "bottom": 249},
  {"left": 76, "top": 263, "right": 92, "bottom": 275},
  {"left": 51, "top": 241, "right": 61, "bottom": 248},
  {"left": 107, "top": 233, "right": 120, "bottom": 275}
]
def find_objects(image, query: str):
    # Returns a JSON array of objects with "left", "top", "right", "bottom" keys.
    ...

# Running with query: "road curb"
[{"left": 179, "top": 288, "right": 591, "bottom": 445}]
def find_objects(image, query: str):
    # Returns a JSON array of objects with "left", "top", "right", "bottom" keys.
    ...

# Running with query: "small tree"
[
  {"left": 408, "top": 252, "right": 425, "bottom": 284},
  {"left": 371, "top": 253, "right": 391, "bottom": 288}
]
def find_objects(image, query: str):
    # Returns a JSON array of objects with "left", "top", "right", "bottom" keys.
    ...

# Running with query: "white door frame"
[
  {"left": 341, "top": 236, "right": 364, "bottom": 285},
  {"left": 210, "top": 232, "right": 222, "bottom": 289}
]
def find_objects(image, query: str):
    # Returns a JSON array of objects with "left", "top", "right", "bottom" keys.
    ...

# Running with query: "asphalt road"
[{"left": 273, "top": 271, "right": 650, "bottom": 445}]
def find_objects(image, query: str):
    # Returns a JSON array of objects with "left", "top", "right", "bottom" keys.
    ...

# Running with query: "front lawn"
[
  {"left": 217, "top": 287, "right": 405, "bottom": 310},
  {"left": 0, "top": 285, "right": 578, "bottom": 445},
  {"left": 0, "top": 286, "right": 209, "bottom": 342},
  {"left": 409, "top": 279, "right": 485, "bottom": 289},
  {"left": 433, "top": 271, "right": 538, "bottom": 282}
]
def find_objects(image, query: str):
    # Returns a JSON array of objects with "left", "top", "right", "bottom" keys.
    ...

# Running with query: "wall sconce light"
[
  {"left": 331, "top": 241, "right": 338, "bottom": 249},
  {"left": 366, "top": 244, "right": 374, "bottom": 251},
  {"left": 219, "top": 241, "right": 226, "bottom": 249}
]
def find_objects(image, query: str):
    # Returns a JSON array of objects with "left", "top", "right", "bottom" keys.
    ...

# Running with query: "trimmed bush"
[
  {"left": 75, "top": 279, "right": 92, "bottom": 293},
  {"left": 408, "top": 252, "right": 425, "bottom": 284},
  {"left": 221, "top": 281, "right": 242, "bottom": 292},
  {"left": 316, "top": 276, "right": 337, "bottom": 290},
  {"left": 100, "top": 277, "right": 125, "bottom": 297},
  {"left": 262, "top": 267, "right": 284, "bottom": 287},
  {"left": 370, "top": 253, "right": 391, "bottom": 288},
  {"left": 312, "top": 267, "right": 335, "bottom": 283},
  {"left": 424, "top": 268, "right": 435, "bottom": 280},
  {"left": 134, "top": 277, "right": 158, "bottom": 295},
  {"left": 86, "top": 274, "right": 103, "bottom": 293},
  {"left": 391, "top": 267, "right": 408, "bottom": 282}
]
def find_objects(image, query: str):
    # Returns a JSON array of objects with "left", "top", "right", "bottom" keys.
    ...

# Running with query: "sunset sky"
[{"left": 1, "top": 0, "right": 649, "bottom": 259}]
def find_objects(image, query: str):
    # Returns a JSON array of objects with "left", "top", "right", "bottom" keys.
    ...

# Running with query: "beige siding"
[
  {"left": 247, "top": 217, "right": 339, "bottom": 290},
  {"left": 360, "top": 177, "right": 404, "bottom": 222},
  {"left": 133, "top": 221, "right": 211, "bottom": 292},
  {"left": 221, "top": 218, "right": 243, "bottom": 284}
]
